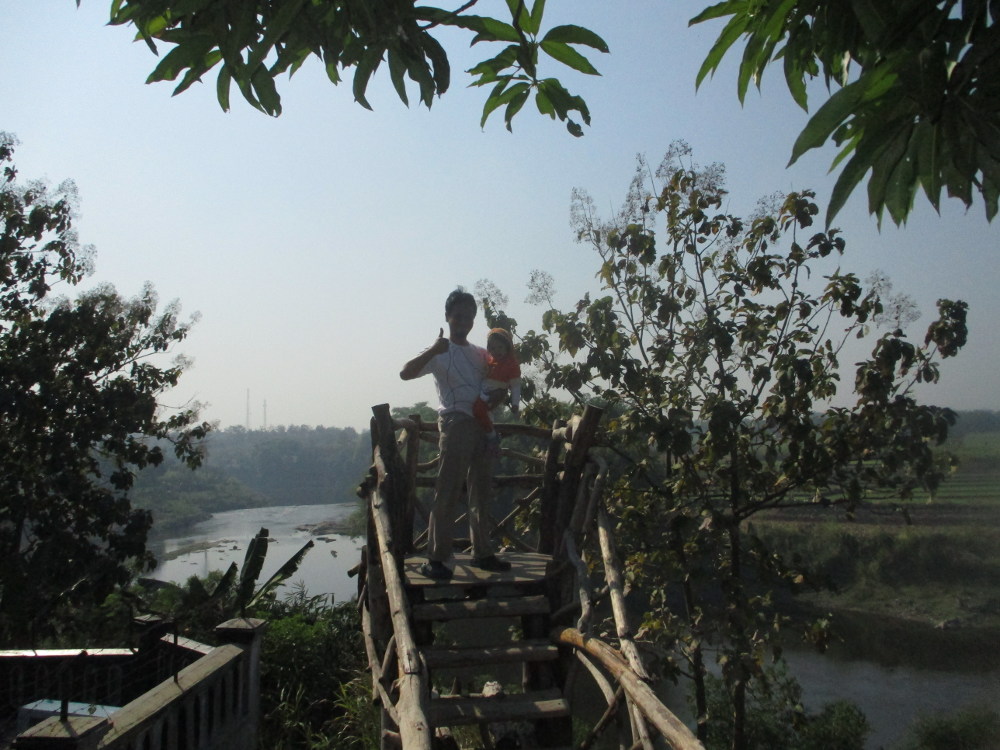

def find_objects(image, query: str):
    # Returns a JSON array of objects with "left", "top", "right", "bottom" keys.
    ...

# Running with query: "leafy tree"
[
  {"left": 96, "top": 0, "right": 608, "bottom": 136},
  {"left": 504, "top": 142, "right": 967, "bottom": 748},
  {"left": 0, "top": 134, "right": 208, "bottom": 645},
  {"left": 700, "top": 663, "right": 869, "bottom": 750},
  {"left": 692, "top": 0, "right": 1000, "bottom": 225}
]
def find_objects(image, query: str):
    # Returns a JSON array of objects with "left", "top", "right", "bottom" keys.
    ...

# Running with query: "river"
[
  {"left": 148, "top": 503, "right": 363, "bottom": 605},
  {"left": 148, "top": 504, "right": 999, "bottom": 749}
]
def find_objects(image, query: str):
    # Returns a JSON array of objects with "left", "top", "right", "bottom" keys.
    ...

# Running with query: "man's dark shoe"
[
  {"left": 420, "top": 560, "right": 453, "bottom": 580},
  {"left": 474, "top": 555, "right": 511, "bottom": 572}
]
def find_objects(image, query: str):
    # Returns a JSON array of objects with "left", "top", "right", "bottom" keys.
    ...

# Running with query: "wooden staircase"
[
  {"left": 359, "top": 403, "right": 704, "bottom": 750},
  {"left": 405, "top": 552, "right": 573, "bottom": 748}
]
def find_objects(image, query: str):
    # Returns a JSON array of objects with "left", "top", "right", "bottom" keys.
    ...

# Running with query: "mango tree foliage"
[
  {"left": 692, "top": 0, "right": 1000, "bottom": 226},
  {"left": 0, "top": 134, "right": 208, "bottom": 645},
  {"left": 510, "top": 144, "right": 966, "bottom": 748},
  {"left": 96, "top": 0, "right": 608, "bottom": 136}
]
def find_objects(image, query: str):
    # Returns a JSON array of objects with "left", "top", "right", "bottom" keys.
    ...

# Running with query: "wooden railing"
[
  {"left": 4, "top": 618, "right": 265, "bottom": 750},
  {"left": 358, "top": 403, "right": 704, "bottom": 750}
]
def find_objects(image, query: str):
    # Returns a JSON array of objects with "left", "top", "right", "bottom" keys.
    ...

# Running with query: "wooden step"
[
  {"left": 405, "top": 552, "right": 551, "bottom": 589},
  {"left": 430, "top": 688, "right": 569, "bottom": 726},
  {"left": 422, "top": 639, "right": 559, "bottom": 669},
  {"left": 412, "top": 594, "right": 550, "bottom": 622}
]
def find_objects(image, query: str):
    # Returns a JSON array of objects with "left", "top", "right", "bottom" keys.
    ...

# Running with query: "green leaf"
[
  {"left": 868, "top": 124, "right": 914, "bottom": 225},
  {"left": 245, "top": 539, "right": 315, "bottom": 611},
  {"left": 541, "top": 24, "right": 610, "bottom": 53},
  {"left": 789, "top": 82, "right": 865, "bottom": 165},
  {"left": 146, "top": 37, "right": 213, "bottom": 83},
  {"left": 504, "top": 86, "right": 530, "bottom": 131},
  {"left": 407, "top": 53, "right": 437, "bottom": 108},
  {"left": 539, "top": 78, "right": 591, "bottom": 125},
  {"left": 352, "top": 46, "right": 383, "bottom": 110},
  {"left": 421, "top": 33, "right": 451, "bottom": 96},
  {"left": 468, "top": 45, "right": 519, "bottom": 84},
  {"left": 471, "top": 18, "right": 521, "bottom": 44},
  {"left": 695, "top": 14, "right": 750, "bottom": 90},
  {"left": 388, "top": 48, "right": 409, "bottom": 106},
  {"left": 481, "top": 80, "right": 529, "bottom": 127},
  {"left": 527, "top": 0, "right": 547, "bottom": 37},
  {"left": 826, "top": 132, "right": 886, "bottom": 225},
  {"left": 982, "top": 179, "right": 999, "bottom": 222},
  {"left": 913, "top": 120, "right": 942, "bottom": 211},
  {"left": 535, "top": 88, "right": 554, "bottom": 117},
  {"left": 504, "top": 0, "right": 540, "bottom": 36},
  {"left": 689, "top": 1, "right": 743, "bottom": 26},
  {"left": 237, "top": 527, "right": 269, "bottom": 608},
  {"left": 781, "top": 44, "right": 808, "bottom": 110},
  {"left": 251, "top": 66, "right": 281, "bottom": 115},
  {"left": 247, "top": 0, "right": 307, "bottom": 70},
  {"left": 540, "top": 40, "right": 601, "bottom": 75},
  {"left": 174, "top": 50, "right": 222, "bottom": 95},
  {"left": 216, "top": 64, "right": 232, "bottom": 111}
]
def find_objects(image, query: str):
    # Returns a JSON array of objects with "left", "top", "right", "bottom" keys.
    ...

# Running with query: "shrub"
[{"left": 896, "top": 704, "right": 1000, "bottom": 750}]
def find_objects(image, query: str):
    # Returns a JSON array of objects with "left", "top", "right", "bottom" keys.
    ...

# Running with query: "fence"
[{"left": 1, "top": 618, "right": 265, "bottom": 750}]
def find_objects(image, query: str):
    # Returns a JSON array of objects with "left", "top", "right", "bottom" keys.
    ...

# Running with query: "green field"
[
  {"left": 934, "top": 431, "right": 1000, "bottom": 505},
  {"left": 753, "top": 431, "right": 1000, "bottom": 645}
]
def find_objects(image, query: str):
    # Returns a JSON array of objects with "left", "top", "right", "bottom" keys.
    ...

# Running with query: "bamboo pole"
[
  {"left": 551, "top": 627, "right": 704, "bottom": 750},
  {"left": 361, "top": 603, "right": 401, "bottom": 726},
  {"left": 577, "top": 684, "right": 626, "bottom": 750},
  {"left": 597, "top": 508, "right": 651, "bottom": 682}
]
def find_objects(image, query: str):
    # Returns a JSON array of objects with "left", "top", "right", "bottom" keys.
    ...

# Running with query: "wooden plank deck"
[{"left": 403, "top": 551, "right": 553, "bottom": 588}]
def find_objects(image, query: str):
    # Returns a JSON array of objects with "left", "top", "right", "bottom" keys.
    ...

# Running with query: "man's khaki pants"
[{"left": 427, "top": 412, "right": 495, "bottom": 562}]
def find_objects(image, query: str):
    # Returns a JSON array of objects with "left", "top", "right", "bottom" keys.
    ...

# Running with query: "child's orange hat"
[{"left": 488, "top": 328, "right": 515, "bottom": 349}]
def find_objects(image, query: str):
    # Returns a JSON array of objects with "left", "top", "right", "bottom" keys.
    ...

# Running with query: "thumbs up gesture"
[{"left": 429, "top": 327, "right": 450, "bottom": 355}]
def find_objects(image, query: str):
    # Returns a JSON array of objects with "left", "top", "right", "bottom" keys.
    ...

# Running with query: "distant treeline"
[
  {"left": 950, "top": 409, "right": 1000, "bottom": 437},
  {"left": 132, "top": 408, "right": 996, "bottom": 536},
  {"left": 133, "top": 424, "right": 372, "bottom": 536}
]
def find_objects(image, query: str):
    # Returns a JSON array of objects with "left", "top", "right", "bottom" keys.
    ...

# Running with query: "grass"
[{"left": 749, "top": 430, "right": 1000, "bottom": 650}]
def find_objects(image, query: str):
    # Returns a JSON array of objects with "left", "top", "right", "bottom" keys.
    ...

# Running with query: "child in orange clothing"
[{"left": 473, "top": 328, "right": 521, "bottom": 451}]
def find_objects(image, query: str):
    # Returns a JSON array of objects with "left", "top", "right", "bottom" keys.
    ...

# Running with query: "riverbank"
[{"left": 788, "top": 599, "right": 1000, "bottom": 673}]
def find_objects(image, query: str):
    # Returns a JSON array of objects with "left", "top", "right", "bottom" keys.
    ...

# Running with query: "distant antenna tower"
[
  {"left": 246, "top": 389, "right": 250, "bottom": 430},
  {"left": 263, "top": 399, "right": 268, "bottom": 430}
]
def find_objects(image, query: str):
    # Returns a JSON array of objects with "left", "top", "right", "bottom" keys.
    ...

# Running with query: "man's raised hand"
[{"left": 430, "top": 328, "right": 450, "bottom": 355}]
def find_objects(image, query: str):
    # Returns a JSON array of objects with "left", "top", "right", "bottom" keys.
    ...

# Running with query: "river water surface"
[
  {"left": 149, "top": 503, "right": 362, "bottom": 604},
  {"left": 149, "top": 504, "right": 998, "bottom": 749}
]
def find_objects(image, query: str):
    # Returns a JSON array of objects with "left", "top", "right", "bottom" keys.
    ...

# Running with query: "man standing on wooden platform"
[{"left": 400, "top": 288, "right": 511, "bottom": 580}]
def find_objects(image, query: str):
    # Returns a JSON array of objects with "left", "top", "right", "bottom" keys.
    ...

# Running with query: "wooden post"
[
  {"left": 215, "top": 617, "right": 268, "bottom": 749},
  {"left": 12, "top": 716, "right": 108, "bottom": 750},
  {"left": 404, "top": 413, "right": 423, "bottom": 555},
  {"left": 538, "top": 419, "right": 565, "bottom": 554},
  {"left": 372, "top": 403, "right": 411, "bottom": 559},
  {"left": 555, "top": 404, "right": 603, "bottom": 542}
]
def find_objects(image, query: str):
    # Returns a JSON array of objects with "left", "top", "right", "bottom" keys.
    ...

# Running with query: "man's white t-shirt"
[{"left": 418, "top": 342, "right": 489, "bottom": 417}]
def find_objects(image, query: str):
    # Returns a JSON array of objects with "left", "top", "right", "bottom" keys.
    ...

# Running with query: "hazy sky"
[{"left": 2, "top": 1, "right": 997, "bottom": 431}]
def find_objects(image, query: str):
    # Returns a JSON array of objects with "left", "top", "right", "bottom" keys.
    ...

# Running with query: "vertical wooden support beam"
[
  {"left": 404, "top": 413, "right": 423, "bottom": 555},
  {"left": 538, "top": 419, "right": 566, "bottom": 554},
  {"left": 555, "top": 405, "right": 603, "bottom": 542},
  {"left": 372, "top": 403, "right": 410, "bottom": 559}
]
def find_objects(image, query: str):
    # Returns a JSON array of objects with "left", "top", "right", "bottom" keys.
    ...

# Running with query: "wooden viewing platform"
[{"left": 358, "top": 403, "right": 704, "bottom": 750}]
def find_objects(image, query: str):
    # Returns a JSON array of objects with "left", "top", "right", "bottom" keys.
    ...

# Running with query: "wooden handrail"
[{"left": 551, "top": 627, "right": 704, "bottom": 750}]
